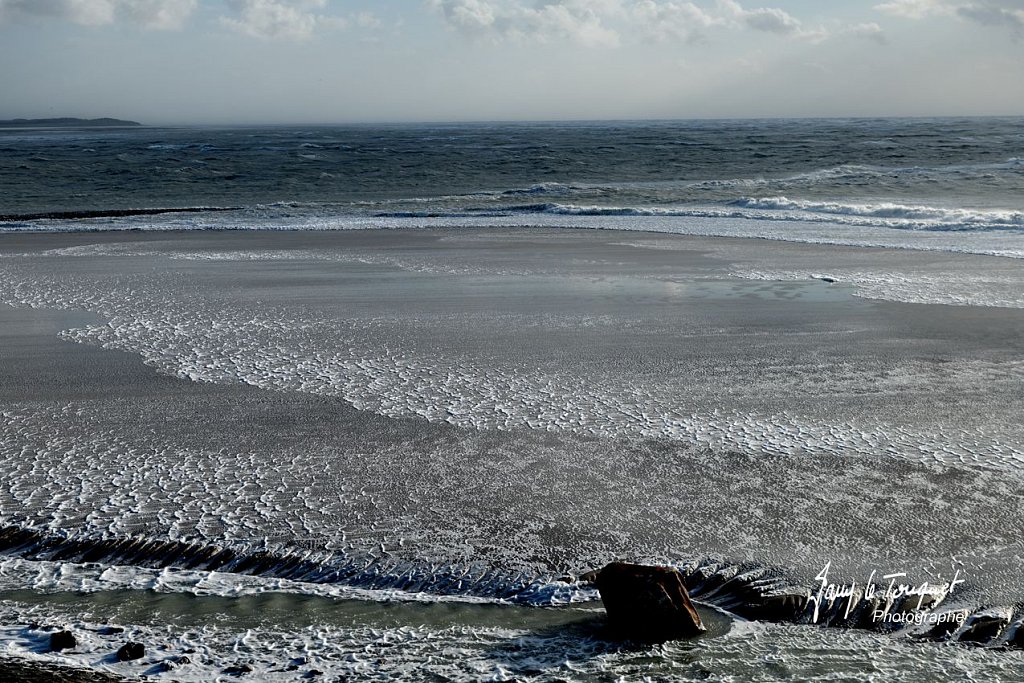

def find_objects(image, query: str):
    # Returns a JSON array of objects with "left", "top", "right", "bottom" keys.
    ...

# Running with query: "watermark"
[
  {"left": 808, "top": 561, "right": 966, "bottom": 624},
  {"left": 872, "top": 609, "right": 966, "bottom": 627}
]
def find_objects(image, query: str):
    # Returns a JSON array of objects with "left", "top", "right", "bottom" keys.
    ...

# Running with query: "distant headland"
[{"left": 0, "top": 118, "right": 141, "bottom": 128}]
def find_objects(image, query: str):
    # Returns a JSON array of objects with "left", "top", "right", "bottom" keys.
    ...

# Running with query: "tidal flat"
[{"left": 0, "top": 227, "right": 1022, "bottom": 680}]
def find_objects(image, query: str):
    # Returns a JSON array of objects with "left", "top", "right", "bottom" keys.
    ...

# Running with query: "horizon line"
[{"left": 7, "top": 113, "right": 1022, "bottom": 128}]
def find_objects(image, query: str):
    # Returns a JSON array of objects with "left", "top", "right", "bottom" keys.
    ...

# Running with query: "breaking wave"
[{"left": 730, "top": 197, "right": 1024, "bottom": 228}]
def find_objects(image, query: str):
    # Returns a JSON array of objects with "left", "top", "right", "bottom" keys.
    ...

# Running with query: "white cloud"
[
  {"left": 874, "top": 0, "right": 946, "bottom": 18},
  {"left": 0, "top": 0, "right": 380, "bottom": 39},
  {"left": 957, "top": 1, "right": 1024, "bottom": 30},
  {"left": 426, "top": 0, "right": 621, "bottom": 47},
  {"left": 718, "top": 0, "right": 828, "bottom": 41},
  {"left": 428, "top": 0, "right": 498, "bottom": 32},
  {"left": 220, "top": 0, "right": 351, "bottom": 40},
  {"left": 0, "top": 0, "right": 195, "bottom": 29},
  {"left": 630, "top": 0, "right": 722, "bottom": 42},
  {"left": 428, "top": 1, "right": 838, "bottom": 46},
  {"left": 844, "top": 21, "right": 888, "bottom": 43},
  {"left": 876, "top": 0, "right": 1024, "bottom": 32}
]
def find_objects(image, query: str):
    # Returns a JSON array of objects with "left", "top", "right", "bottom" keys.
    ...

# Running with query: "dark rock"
[
  {"left": 97, "top": 626, "right": 125, "bottom": 636},
  {"left": 1005, "top": 621, "right": 1024, "bottom": 649},
  {"left": 912, "top": 610, "right": 971, "bottom": 641},
  {"left": 154, "top": 654, "right": 192, "bottom": 672},
  {"left": 741, "top": 591, "right": 808, "bottom": 623},
  {"left": 958, "top": 608, "right": 1013, "bottom": 644},
  {"left": 224, "top": 663, "right": 254, "bottom": 676},
  {"left": 116, "top": 641, "right": 145, "bottom": 662},
  {"left": 817, "top": 277, "right": 836, "bottom": 283},
  {"left": 848, "top": 594, "right": 891, "bottom": 629},
  {"left": 595, "top": 562, "right": 705, "bottom": 642},
  {"left": 306, "top": 671, "right": 324, "bottom": 679},
  {"left": 50, "top": 630, "right": 77, "bottom": 651}
]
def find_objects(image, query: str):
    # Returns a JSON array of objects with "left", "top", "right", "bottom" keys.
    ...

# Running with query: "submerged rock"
[
  {"left": 957, "top": 607, "right": 1014, "bottom": 643},
  {"left": 595, "top": 562, "right": 705, "bottom": 642},
  {"left": 912, "top": 609, "right": 971, "bottom": 641},
  {"left": 116, "top": 641, "right": 145, "bottom": 661},
  {"left": 49, "top": 630, "right": 76, "bottom": 651},
  {"left": 1005, "top": 620, "right": 1024, "bottom": 649}
]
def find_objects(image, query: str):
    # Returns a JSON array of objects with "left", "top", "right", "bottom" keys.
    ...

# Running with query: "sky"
[{"left": 0, "top": 0, "right": 1022, "bottom": 123}]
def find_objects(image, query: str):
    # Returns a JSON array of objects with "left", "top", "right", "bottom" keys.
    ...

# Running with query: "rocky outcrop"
[
  {"left": 49, "top": 631, "right": 76, "bottom": 652},
  {"left": 595, "top": 562, "right": 705, "bottom": 642},
  {"left": 115, "top": 642, "right": 144, "bottom": 662}
]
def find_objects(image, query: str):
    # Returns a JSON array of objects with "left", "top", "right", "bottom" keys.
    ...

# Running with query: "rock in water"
[
  {"left": 596, "top": 562, "right": 705, "bottom": 642},
  {"left": 49, "top": 630, "right": 77, "bottom": 651},
  {"left": 116, "top": 641, "right": 145, "bottom": 661}
]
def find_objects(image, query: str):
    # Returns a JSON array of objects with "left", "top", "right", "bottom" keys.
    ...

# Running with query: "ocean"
[
  {"left": 3, "top": 118, "right": 1024, "bottom": 255},
  {"left": 0, "top": 118, "right": 1023, "bottom": 681}
]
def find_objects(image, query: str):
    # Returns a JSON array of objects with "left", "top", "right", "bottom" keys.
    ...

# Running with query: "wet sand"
[
  {"left": 0, "top": 228, "right": 1023, "bottom": 677},
  {"left": 1, "top": 228, "right": 1023, "bottom": 580}
]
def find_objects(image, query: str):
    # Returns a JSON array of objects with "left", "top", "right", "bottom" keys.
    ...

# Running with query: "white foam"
[
  {"left": 732, "top": 269, "right": 1024, "bottom": 309},
  {"left": 1, "top": 256, "right": 1022, "bottom": 475},
  {"left": 0, "top": 594, "right": 1020, "bottom": 682},
  {"left": 1, "top": 242, "right": 1023, "bottom": 619},
  {"left": 4, "top": 212, "right": 1024, "bottom": 259},
  {"left": 730, "top": 196, "right": 1024, "bottom": 227}
]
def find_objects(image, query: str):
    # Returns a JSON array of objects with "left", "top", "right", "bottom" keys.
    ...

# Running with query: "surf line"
[{"left": 808, "top": 561, "right": 966, "bottom": 623}]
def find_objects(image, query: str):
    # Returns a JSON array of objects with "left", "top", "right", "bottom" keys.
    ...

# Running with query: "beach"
[{"left": 0, "top": 226, "right": 1022, "bottom": 679}]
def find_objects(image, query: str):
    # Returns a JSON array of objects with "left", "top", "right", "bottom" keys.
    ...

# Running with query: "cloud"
[
  {"left": 874, "top": 0, "right": 945, "bottom": 17},
  {"left": 220, "top": 0, "right": 353, "bottom": 40},
  {"left": 717, "top": 0, "right": 828, "bottom": 41},
  {"left": 957, "top": 2, "right": 1024, "bottom": 30},
  {"left": 875, "top": 0, "right": 1024, "bottom": 32},
  {"left": 0, "top": 0, "right": 196, "bottom": 29},
  {"left": 428, "top": 0, "right": 498, "bottom": 32},
  {"left": 429, "top": 0, "right": 835, "bottom": 45},
  {"left": 630, "top": 0, "right": 722, "bottom": 42},
  {"left": 843, "top": 21, "right": 888, "bottom": 43},
  {"left": 426, "top": 0, "right": 621, "bottom": 47},
  {"left": 0, "top": 0, "right": 379, "bottom": 39}
]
